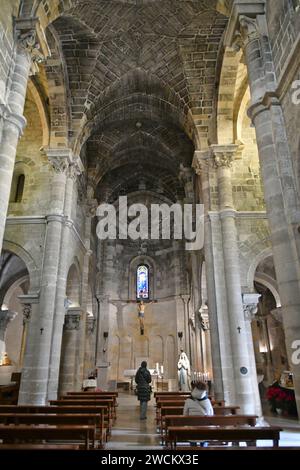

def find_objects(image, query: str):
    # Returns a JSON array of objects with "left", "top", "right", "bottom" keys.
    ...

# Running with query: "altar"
[
  {"left": 123, "top": 369, "right": 164, "bottom": 391},
  {"left": 123, "top": 369, "right": 137, "bottom": 390}
]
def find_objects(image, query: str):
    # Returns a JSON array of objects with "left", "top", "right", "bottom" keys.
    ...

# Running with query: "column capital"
[
  {"left": 64, "top": 309, "right": 82, "bottom": 331},
  {"left": 46, "top": 148, "right": 72, "bottom": 173},
  {"left": 86, "top": 317, "right": 96, "bottom": 334},
  {"left": 199, "top": 304, "right": 210, "bottom": 331},
  {"left": 193, "top": 145, "right": 242, "bottom": 174},
  {"left": 210, "top": 144, "right": 241, "bottom": 169},
  {"left": 179, "top": 164, "right": 193, "bottom": 184},
  {"left": 46, "top": 148, "right": 84, "bottom": 177},
  {"left": 87, "top": 198, "right": 98, "bottom": 216},
  {"left": 68, "top": 155, "right": 84, "bottom": 180},
  {"left": 14, "top": 17, "right": 50, "bottom": 75},
  {"left": 224, "top": 1, "right": 266, "bottom": 49},
  {"left": 242, "top": 293, "right": 261, "bottom": 321},
  {"left": 192, "top": 149, "right": 211, "bottom": 175},
  {"left": 22, "top": 304, "right": 31, "bottom": 325}
]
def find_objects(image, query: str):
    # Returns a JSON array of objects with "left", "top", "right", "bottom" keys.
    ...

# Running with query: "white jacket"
[{"left": 183, "top": 388, "right": 214, "bottom": 416}]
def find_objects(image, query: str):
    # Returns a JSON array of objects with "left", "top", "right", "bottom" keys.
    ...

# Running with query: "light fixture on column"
[
  {"left": 103, "top": 332, "right": 108, "bottom": 353},
  {"left": 178, "top": 331, "right": 183, "bottom": 340}
]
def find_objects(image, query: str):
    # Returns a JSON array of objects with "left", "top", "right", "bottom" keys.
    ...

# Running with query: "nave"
[{"left": 1, "top": 1, "right": 300, "bottom": 458}]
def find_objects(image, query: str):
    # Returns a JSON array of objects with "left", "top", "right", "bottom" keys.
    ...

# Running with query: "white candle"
[
  {"left": 160, "top": 365, "right": 164, "bottom": 374},
  {"left": 156, "top": 362, "right": 159, "bottom": 372}
]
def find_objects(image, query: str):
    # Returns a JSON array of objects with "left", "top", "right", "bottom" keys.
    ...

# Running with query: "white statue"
[{"left": 177, "top": 349, "right": 191, "bottom": 391}]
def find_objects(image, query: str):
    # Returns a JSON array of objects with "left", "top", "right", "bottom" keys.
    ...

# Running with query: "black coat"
[{"left": 135, "top": 366, "right": 152, "bottom": 401}]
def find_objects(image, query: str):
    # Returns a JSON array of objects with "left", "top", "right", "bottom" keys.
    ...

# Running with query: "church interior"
[{"left": 0, "top": 0, "right": 300, "bottom": 452}]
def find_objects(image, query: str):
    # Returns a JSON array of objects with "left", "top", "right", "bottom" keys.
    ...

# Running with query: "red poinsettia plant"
[{"left": 266, "top": 382, "right": 297, "bottom": 415}]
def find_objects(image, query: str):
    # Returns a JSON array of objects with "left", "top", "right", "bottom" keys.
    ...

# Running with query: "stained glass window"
[{"left": 137, "top": 265, "right": 149, "bottom": 299}]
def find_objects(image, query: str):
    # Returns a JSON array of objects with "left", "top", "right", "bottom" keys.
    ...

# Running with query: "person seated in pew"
[
  {"left": 183, "top": 381, "right": 214, "bottom": 416},
  {"left": 82, "top": 372, "right": 97, "bottom": 391},
  {"left": 183, "top": 381, "right": 214, "bottom": 447}
]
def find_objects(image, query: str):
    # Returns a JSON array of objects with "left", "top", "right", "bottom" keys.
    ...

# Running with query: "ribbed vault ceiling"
[{"left": 46, "top": 0, "right": 228, "bottom": 202}]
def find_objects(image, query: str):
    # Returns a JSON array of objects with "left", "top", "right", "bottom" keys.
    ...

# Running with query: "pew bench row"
[{"left": 0, "top": 392, "right": 119, "bottom": 451}]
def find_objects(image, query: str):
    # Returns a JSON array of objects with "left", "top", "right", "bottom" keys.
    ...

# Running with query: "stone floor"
[
  {"left": 107, "top": 392, "right": 160, "bottom": 450},
  {"left": 107, "top": 392, "right": 300, "bottom": 450}
]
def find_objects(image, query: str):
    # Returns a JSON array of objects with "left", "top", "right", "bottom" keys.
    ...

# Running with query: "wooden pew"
[
  {"left": 60, "top": 394, "right": 118, "bottom": 417},
  {"left": 49, "top": 399, "right": 115, "bottom": 421},
  {"left": 0, "top": 424, "right": 95, "bottom": 450},
  {"left": 156, "top": 399, "right": 227, "bottom": 411},
  {"left": 155, "top": 394, "right": 220, "bottom": 404},
  {"left": 0, "top": 413, "right": 105, "bottom": 448},
  {"left": 63, "top": 393, "right": 118, "bottom": 403},
  {"left": 156, "top": 397, "right": 225, "bottom": 410},
  {"left": 162, "top": 415, "right": 257, "bottom": 444},
  {"left": 158, "top": 405, "right": 240, "bottom": 432},
  {"left": 166, "top": 426, "right": 282, "bottom": 449},
  {"left": 154, "top": 391, "right": 191, "bottom": 397},
  {"left": 67, "top": 391, "right": 118, "bottom": 397},
  {"left": 0, "top": 444, "right": 82, "bottom": 450},
  {"left": 0, "top": 405, "right": 110, "bottom": 441}
]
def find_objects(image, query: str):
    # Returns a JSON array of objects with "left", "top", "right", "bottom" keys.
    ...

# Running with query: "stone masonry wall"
[
  {"left": 281, "top": 64, "right": 300, "bottom": 194},
  {"left": 0, "top": 1, "right": 20, "bottom": 102},
  {"left": 8, "top": 90, "right": 52, "bottom": 216},
  {"left": 266, "top": 1, "right": 300, "bottom": 196},
  {"left": 266, "top": 0, "right": 300, "bottom": 79},
  {"left": 237, "top": 216, "right": 271, "bottom": 290}
]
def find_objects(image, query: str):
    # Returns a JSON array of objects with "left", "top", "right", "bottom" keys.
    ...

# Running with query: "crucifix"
[{"left": 127, "top": 298, "right": 157, "bottom": 335}]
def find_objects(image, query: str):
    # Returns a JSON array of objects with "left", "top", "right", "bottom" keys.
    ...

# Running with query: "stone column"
[
  {"left": 59, "top": 309, "right": 81, "bottom": 395},
  {"left": 199, "top": 305, "right": 212, "bottom": 377},
  {"left": 243, "top": 293, "right": 263, "bottom": 417},
  {"left": 85, "top": 317, "right": 96, "bottom": 375},
  {"left": 17, "top": 292, "right": 40, "bottom": 404},
  {"left": 0, "top": 18, "right": 46, "bottom": 254},
  {"left": 192, "top": 153, "right": 228, "bottom": 401},
  {"left": 47, "top": 151, "right": 83, "bottom": 400},
  {"left": 225, "top": 0, "right": 300, "bottom": 417},
  {"left": 0, "top": 310, "right": 17, "bottom": 357},
  {"left": 212, "top": 144, "right": 259, "bottom": 413},
  {"left": 18, "top": 150, "right": 78, "bottom": 404},
  {"left": 18, "top": 304, "right": 31, "bottom": 368},
  {"left": 19, "top": 200, "right": 65, "bottom": 402},
  {"left": 190, "top": 252, "right": 202, "bottom": 371},
  {"left": 181, "top": 294, "right": 191, "bottom": 362},
  {"left": 74, "top": 201, "right": 94, "bottom": 391},
  {"left": 96, "top": 294, "right": 110, "bottom": 389}
]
